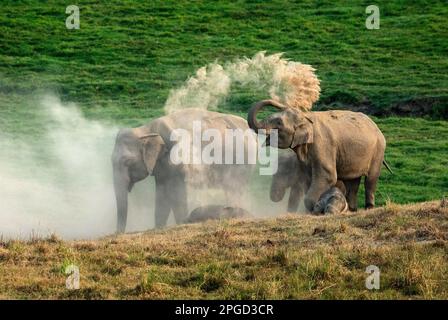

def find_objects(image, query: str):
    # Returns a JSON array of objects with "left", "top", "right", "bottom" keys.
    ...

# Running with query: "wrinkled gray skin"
[
  {"left": 312, "top": 182, "right": 348, "bottom": 215},
  {"left": 271, "top": 151, "right": 357, "bottom": 213},
  {"left": 249, "top": 100, "right": 390, "bottom": 212},
  {"left": 185, "top": 205, "right": 252, "bottom": 223},
  {"left": 112, "top": 108, "right": 255, "bottom": 233}
]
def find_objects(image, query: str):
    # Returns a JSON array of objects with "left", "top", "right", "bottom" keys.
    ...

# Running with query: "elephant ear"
[
  {"left": 140, "top": 133, "right": 166, "bottom": 174},
  {"left": 291, "top": 116, "right": 314, "bottom": 148}
]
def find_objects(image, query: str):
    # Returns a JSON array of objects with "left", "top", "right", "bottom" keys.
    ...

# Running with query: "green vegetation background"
[{"left": 0, "top": 0, "right": 447, "bottom": 205}]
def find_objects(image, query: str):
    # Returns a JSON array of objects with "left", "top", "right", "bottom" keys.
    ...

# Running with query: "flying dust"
[
  {"left": 0, "top": 95, "right": 153, "bottom": 239},
  {"left": 164, "top": 51, "right": 320, "bottom": 113},
  {"left": 1, "top": 52, "right": 317, "bottom": 239}
]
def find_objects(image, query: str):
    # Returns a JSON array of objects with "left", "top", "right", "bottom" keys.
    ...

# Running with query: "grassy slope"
[
  {"left": 374, "top": 117, "right": 448, "bottom": 204},
  {"left": 1, "top": 200, "right": 447, "bottom": 299},
  {"left": 0, "top": 0, "right": 447, "bottom": 114}
]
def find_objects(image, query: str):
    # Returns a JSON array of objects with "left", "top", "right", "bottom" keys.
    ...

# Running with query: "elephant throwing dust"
[{"left": 248, "top": 100, "right": 392, "bottom": 212}]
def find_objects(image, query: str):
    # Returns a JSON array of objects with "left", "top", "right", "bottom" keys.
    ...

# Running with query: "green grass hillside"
[{"left": 0, "top": 0, "right": 447, "bottom": 116}]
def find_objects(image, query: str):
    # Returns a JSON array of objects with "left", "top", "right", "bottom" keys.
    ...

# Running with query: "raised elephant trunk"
[
  {"left": 247, "top": 99, "right": 287, "bottom": 133},
  {"left": 113, "top": 167, "right": 129, "bottom": 233}
]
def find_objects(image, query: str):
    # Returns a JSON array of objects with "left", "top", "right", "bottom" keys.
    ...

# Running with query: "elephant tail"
[{"left": 383, "top": 160, "right": 393, "bottom": 174}]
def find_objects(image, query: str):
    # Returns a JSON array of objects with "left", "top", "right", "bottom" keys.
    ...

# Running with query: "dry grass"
[{"left": 1, "top": 200, "right": 448, "bottom": 299}]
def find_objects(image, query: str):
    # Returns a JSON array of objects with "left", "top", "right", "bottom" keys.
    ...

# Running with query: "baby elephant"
[
  {"left": 185, "top": 205, "right": 252, "bottom": 223},
  {"left": 312, "top": 182, "right": 348, "bottom": 215}
]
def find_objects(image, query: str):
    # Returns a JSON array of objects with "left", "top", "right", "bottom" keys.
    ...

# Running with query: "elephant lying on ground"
[
  {"left": 112, "top": 108, "right": 255, "bottom": 233},
  {"left": 312, "top": 181, "right": 348, "bottom": 215},
  {"left": 185, "top": 205, "right": 252, "bottom": 223},
  {"left": 249, "top": 100, "right": 392, "bottom": 212}
]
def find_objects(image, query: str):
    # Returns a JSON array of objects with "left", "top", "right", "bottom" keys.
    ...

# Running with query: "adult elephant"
[
  {"left": 248, "top": 100, "right": 391, "bottom": 212},
  {"left": 112, "top": 108, "right": 255, "bottom": 233}
]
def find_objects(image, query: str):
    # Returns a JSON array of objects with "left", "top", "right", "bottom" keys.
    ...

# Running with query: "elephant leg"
[
  {"left": 287, "top": 183, "right": 302, "bottom": 213},
  {"left": 287, "top": 192, "right": 300, "bottom": 213},
  {"left": 155, "top": 181, "right": 171, "bottom": 228},
  {"left": 168, "top": 177, "right": 188, "bottom": 224},
  {"left": 364, "top": 175, "right": 379, "bottom": 209},
  {"left": 225, "top": 166, "right": 249, "bottom": 207},
  {"left": 344, "top": 177, "right": 361, "bottom": 211},
  {"left": 304, "top": 175, "right": 336, "bottom": 212},
  {"left": 364, "top": 154, "right": 383, "bottom": 209},
  {"left": 304, "top": 189, "right": 323, "bottom": 213}
]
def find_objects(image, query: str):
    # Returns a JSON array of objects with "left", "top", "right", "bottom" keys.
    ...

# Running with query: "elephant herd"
[{"left": 112, "top": 101, "right": 391, "bottom": 233}]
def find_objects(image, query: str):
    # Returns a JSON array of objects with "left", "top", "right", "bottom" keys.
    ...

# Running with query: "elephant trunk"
[
  {"left": 247, "top": 99, "right": 287, "bottom": 133},
  {"left": 113, "top": 168, "right": 130, "bottom": 234}
]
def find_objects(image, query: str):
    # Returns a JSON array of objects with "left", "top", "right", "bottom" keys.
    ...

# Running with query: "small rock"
[{"left": 312, "top": 226, "right": 326, "bottom": 236}]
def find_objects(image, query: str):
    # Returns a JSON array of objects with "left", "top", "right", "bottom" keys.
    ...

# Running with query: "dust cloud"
[
  {"left": 164, "top": 51, "right": 320, "bottom": 113},
  {"left": 0, "top": 95, "right": 153, "bottom": 239}
]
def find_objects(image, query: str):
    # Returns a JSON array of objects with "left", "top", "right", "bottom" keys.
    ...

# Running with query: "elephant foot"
[
  {"left": 365, "top": 204, "right": 374, "bottom": 210},
  {"left": 116, "top": 224, "right": 126, "bottom": 234},
  {"left": 304, "top": 198, "right": 316, "bottom": 213}
]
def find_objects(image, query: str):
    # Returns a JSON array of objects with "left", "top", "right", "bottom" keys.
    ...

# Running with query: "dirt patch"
[
  {"left": 317, "top": 96, "right": 448, "bottom": 119},
  {"left": 388, "top": 97, "right": 448, "bottom": 118}
]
